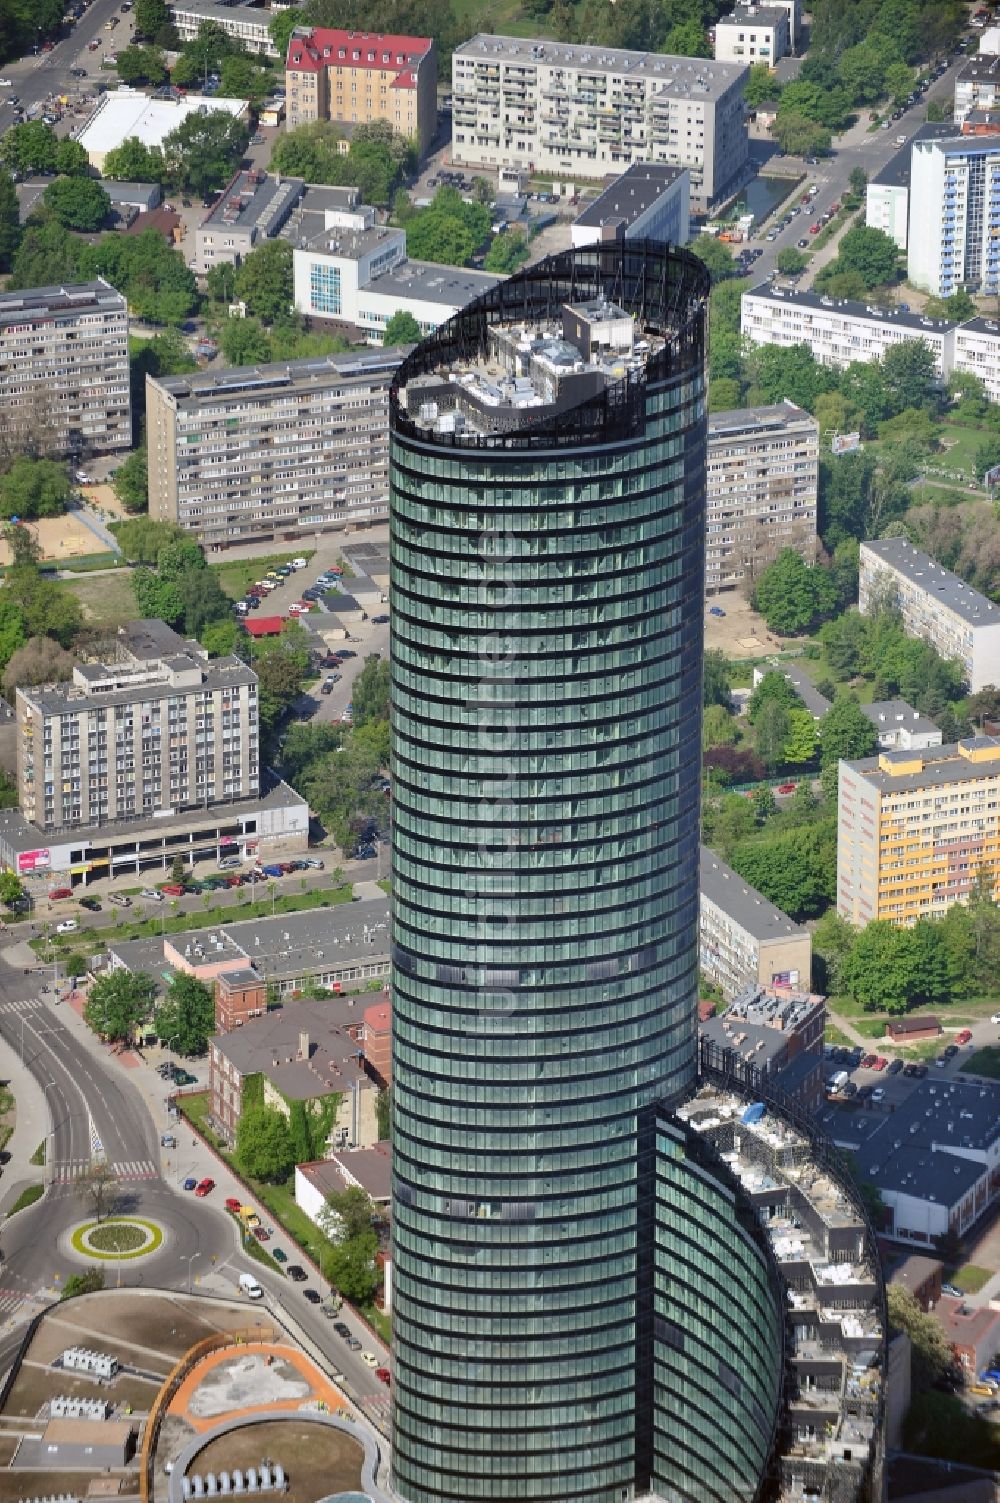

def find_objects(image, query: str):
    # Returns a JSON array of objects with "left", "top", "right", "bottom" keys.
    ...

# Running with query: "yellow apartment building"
[
  {"left": 285, "top": 27, "right": 438, "bottom": 156},
  {"left": 837, "top": 737, "right": 1000, "bottom": 926}
]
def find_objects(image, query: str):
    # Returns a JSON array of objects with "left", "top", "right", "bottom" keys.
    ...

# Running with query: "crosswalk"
[
  {"left": 0, "top": 1288, "right": 35, "bottom": 1322},
  {"left": 0, "top": 998, "right": 42, "bottom": 1015},
  {"left": 50, "top": 1158, "right": 158, "bottom": 1183}
]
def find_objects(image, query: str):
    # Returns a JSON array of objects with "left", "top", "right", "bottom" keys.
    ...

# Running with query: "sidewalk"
[
  {"left": 827, "top": 1009, "right": 867, "bottom": 1048},
  {"left": 0, "top": 1046, "right": 50, "bottom": 1216}
]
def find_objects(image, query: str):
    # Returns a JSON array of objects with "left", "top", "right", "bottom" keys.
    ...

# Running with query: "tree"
[
  {"left": 484, "top": 228, "right": 531, "bottom": 274},
  {"left": 233, "top": 240, "right": 293, "bottom": 323},
  {"left": 53, "top": 138, "right": 89, "bottom": 178},
  {"left": 133, "top": 0, "right": 168, "bottom": 39},
  {"left": 162, "top": 110, "right": 250, "bottom": 198},
  {"left": 268, "top": 6, "right": 303, "bottom": 59},
  {"left": 753, "top": 548, "right": 839, "bottom": 634},
  {"left": 200, "top": 617, "right": 242, "bottom": 657},
  {"left": 83, "top": 970, "right": 157, "bottom": 1046},
  {"left": 688, "top": 235, "right": 737, "bottom": 283},
  {"left": 63, "top": 951, "right": 89, "bottom": 980},
  {"left": 0, "top": 458, "right": 71, "bottom": 520},
  {"left": 102, "top": 136, "right": 167, "bottom": 184},
  {"left": 2, "top": 636, "right": 74, "bottom": 696},
  {"left": 205, "top": 261, "right": 238, "bottom": 307},
  {"left": 703, "top": 649, "right": 732, "bottom": 709},
  {"left": 0, "top": 168, "right": 19, "bottom": 273},
  {"left": 352, "top": 655, "right": 390, "bottom": 727},
  {"left": 848, "top": 166, "right": 868, "bottom": 200},
  {"left": 382, "top": 309, "right": 421, "bottom": 348},
  {"left": 60, "top": 1268, "right": 105, "bottom": 1300},
  {"left": 702, "top": 703, "right": 739, "bottom": 750},
  {"left": 745, "top": 342, "right": 838, "bottom": 412},
  {"left": 755, "top": 699, "right": 791, "bottom": 772},
  {"left": 730, "top": 825, "right": 835, "bottom": 919},
  {"left": 171, "top": 19, "right": 241, "bottom": 85},
  {"left": 776, "top": 247, "right": 808, "bottom": 275},
  {"left": 157, "top": 534, "right": 208, "bottom": 580},
  {"left": 85, "top": 228, "right": 198, "bottom": 324},
  {"left": 177, "top": 568, "right": 231, "bottom": 637},
  {"left": 132, "top": 568, "right": 183, "bottom": 627},
  {"left": 747, "top": 670, "right": 800, "bottom": 723},
  {"left": 219, "top": 54, "right": 272, "bottom": 103},
  {"left": 744, "top": 62, "right": 780, "bottom": 109},
  {"left": 113, "top": 446, "right": 148, "bottom": 514},
  {"left": 974, "top": 436, "right": 1000, "bottom": 483},
  {"left": 324, "top": 1230, "right": 379, "bottom": 1303},
  {"left": 819, "top": 696, "right": 879, "bottom": 766},
  {"left": 881, "top": 339, "right": 939, "bottom": 416},
  {"left": 42, "top": 177, "right": 111, "bottom": 233},
  {"left": 752, "top": 785, "right": 776, "bottom": 821},
  {"left": 887, "top": 1285, "right": 954, "bottom": 1393},
  {"left": 235, "top": 1103, "right": 295, "bottom": 1182},
  {"left": 76, "top": 1161, "right": 122, "bottom": 1223},
  {"left": 0, "top": 870, "right": 25, "bottom": 905},
  {"left": 783, "top": 708, "right": 819, "bottom": 764},
  {"left": 0, "top": 121, "right": 58, "bottom": 176},
  {"left": 154, "top": 972, "right": 215, "bottom": 1056},
  {"left": 115, "top": 43, "right": 167, "bottom": 85},
  {"left": 219, "top": 317, "right": 273, "bottom": 366},
  {"left": 771, "top": 111, "right": 832, "bottom": 158},
  {"left": 841, "top": 920, "right": 919, "bottom": 1012},
  {"left": 319, "top": 1185, "right": 374, "bottom": 1243}
]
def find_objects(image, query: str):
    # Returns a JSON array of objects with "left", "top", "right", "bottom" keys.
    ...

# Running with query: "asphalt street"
[{"left": 0, "top": 0, "right": 136, "bottom": 127}]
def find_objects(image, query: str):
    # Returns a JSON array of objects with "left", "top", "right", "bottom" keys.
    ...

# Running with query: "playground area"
[{"left": 0, "top": 511, "right": 106, "bottom": 567}]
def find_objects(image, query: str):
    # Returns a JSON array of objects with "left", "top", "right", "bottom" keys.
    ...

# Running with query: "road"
[
  {"left": 0, "top": 0, "right": 135, "bottom": 131},
  {"left": 747, "top": 38, "right": 977, "bottom": 286}
]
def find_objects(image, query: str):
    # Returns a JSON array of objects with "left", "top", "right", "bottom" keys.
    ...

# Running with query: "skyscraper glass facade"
[{"left": 388, "top": 244, "right": 711, "bottom": 1503}]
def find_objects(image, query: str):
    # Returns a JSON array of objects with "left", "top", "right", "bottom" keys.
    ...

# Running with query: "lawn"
[
  {"left": 7, "top": 1184, "right": 43, "bottom": 1216},
  {"left": 965, "top": 1046, "right": 1000, "bottom": 1080},
  {"left": 936, "top": 418, "right": 990, "bottom": 481},
  {"left": 62, "top": 569, "right": 138, "bottom": 626},
  {"left": 212, "top": 552, "right": 314, "bottom": 602},
  {"left": 950, "top": 1264, "right": 993, "bottom": 1294}
]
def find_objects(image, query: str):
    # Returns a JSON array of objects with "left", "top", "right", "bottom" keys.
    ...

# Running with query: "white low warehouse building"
[{"left": 76, "top": 90, "right": 248, "bottom": 172}]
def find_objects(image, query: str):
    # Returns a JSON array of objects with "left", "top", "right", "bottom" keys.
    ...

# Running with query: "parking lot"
[{"left": 819, "top": 1031, "right": 993, "bottom": 1133}]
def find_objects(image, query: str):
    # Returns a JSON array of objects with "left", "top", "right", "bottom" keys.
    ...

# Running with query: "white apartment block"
[
  {"left": 713, "top": 4, "right": 790, "bottom": 67},
  {"left": 954, "top": 53, "right": 1000, "bottom": 123},
  {"left": 0, "top": 279, "right": 130, "bottom": 457},
  {"left": 699, "top": 846, "right": 812, "bottom": 999},
  {"left": 450, "top": 34, "right": 748, "bottom": 209},
  {"left": 865, "top": 124, "right": 955, "bottom": 251},
  {"left": 953, "top": 315, "right": 1000, "bottom": 402},
  {"left": 168, "top": 0, "right": 277, "bottom": 55},
  {"left": 146, "top": 349, "right": 407, "bottom": 545},
  {"left": 859, "top": 537, "right": 1000, "bottom": 693},
  {"left": 16, "top": 622, "right": 259, "bottom": 833},
  {"left": 907, "top": 134, "right": 1000, "bottom": 297},
  {"left": 740, "top": 284, "right": 955, "bottom": 378},
  {"left": 705, "top": 400, "right": 818, "bottom": 594}
]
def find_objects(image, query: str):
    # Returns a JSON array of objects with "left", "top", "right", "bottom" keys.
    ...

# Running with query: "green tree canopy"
[
  {"left": 0, "top": 168, "right": 20, "bottom": 273},
  {"left": 233, "top": 239, "right": 293, "bottom": 323},
  {"left": 819, "top": 696, "right": 879, "bottom": 767},
  {"left": 113, "top": 446, "right": 148, "bottom": 515},
  {"left": 1, "top": 634, "right": 73, "bottom": 697},
  {"left": 102, "top": 136, "right": 167, "bottom": 184},
  {"left": 887, "top": 1285, "right": 955, "bottom": 1393},
  {"left": 484, "top": 228, "right": 531, "bottom": 274},
  {"left": 219, "top": 53, "right": 272, "bottom": 102},
  {"left": 403, "top": 187, "right": 490, "bottom": 266},
  {"left": 154, "top": 972, "right": 215, "bottom": 1055},
  {"left": 703, "top": 649, "right": 732, "bottom": 709},
  {"left": 323, "top": 1229, "right": 379, "bottom": 1303},
  {"left": 776, "top": 247, "right": 808, "bottom": 275},
  {"left": 116, "top": 44, "right": 167, "bottom": 85},
  {"left": 41, "top": 177, "right": 111, "bottom": 232},
  {"left": 83, "top": 970, "right": 157, "bottom": 1046},
  {"left": 688, "top": 234, "right": 738, "bottom": 283},
  {"left": 0, "top": 121, "right": 58, "bottom": 176},
  {"left": 825, "top": 225, "right": 899, "bottom": 290},
  {"left": 268, "top": 6, "right": 303, "bottom": 58},
  {"left": 382, "top": 309, "right": 421, "bottom": 347},
  {"left": 319, "top": 1185, "right": 374, "bottom": 1243},
  {"left": 162, "top": 109, "right": 250, "bottom": 198},
  {"left": 783, "top": 707, "right": 819, "bottom": 764},
  {"left": 0, "top": 458, "right": 71, "bottom": 520},
  {"left": 4, "top": 566, "right": 81, "bottom": 646},
  {"left": 54, "top": 139, "right": 89, "bottom": 177},
  {"left": 753, "top": 548, "right": 839, "bottom": 634},
  {"left": 236, "top": 1103, "right": 295, "bottom": 1182},
  {"left": 729, "top": 821, "right": 836, "bottom": 919},
  {"left": 747, "top": 669, "right": 800, "bottom": 723}
]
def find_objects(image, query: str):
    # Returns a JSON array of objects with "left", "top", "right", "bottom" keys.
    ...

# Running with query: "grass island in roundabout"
[{"left": 70, "top": 1217, "right": 164, "bottom": 1260}]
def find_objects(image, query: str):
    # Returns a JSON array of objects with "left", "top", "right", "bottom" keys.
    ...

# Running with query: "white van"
[
  {"left": 239, "top": 1273, "right": 263, "bottom": 1300},
  {"left": 826, "top": 1070, "right": 850, "bottom": 1095}
]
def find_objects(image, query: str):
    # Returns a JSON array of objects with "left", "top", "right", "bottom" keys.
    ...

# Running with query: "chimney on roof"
[{"left": 298, "top": 1030, "right": 310, "bottom": 1061}]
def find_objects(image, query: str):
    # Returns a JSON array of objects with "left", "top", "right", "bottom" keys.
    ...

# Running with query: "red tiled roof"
[
  {"left": 286, "top": 27, "right": 430, "bottom": 86},
  {"left": 364, "top": 999, "right": 390, "bottom": 1032},
  {"left": 244, "top": 616, "right": 285, "bottom": 637}
]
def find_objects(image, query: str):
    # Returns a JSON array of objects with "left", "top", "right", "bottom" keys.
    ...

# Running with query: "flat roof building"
[
  {"left": 838, "top": 738, "right": 1000, "bottom": 925},
  {"left": 195, "top": 169, "right": 308, "bottom": 272},
  {"left": 146, "top": 347, "right": 409, "bottom": 545},
  {"left": 713, "top": 4, "right": 790, "bottom": 68},
  {"left": 286, "top": 26, "right": 437, "bottom": 154},
  {"left": 741, "top": 282, "right": 956, "bottom": 377},
  {"left": 0, "top": 279, "right": 129, "bottom": 458},
  {"left": 908, "top": 134, "right": 1000, "bottom": 297},
  {"left": 705, "top": 400, "right": 818, "bottom": 594},
  {"left": 295, "top": 1144, "right": 392, "bottom": 1232},
  {"left": 570, "top": 162, "right": 690, "bottom": 249},
  {"left": 451, "top": 35, "right": 748, "bottom": 209},
  {"left": 168, "top": 0, "right": 278, "bottom": 55},
  {"left": 699, "top": 845, "right": 813, "bottom": 998},
  {"left": 955, "top": 51, "right": 1000, "bottom": 123},
  {"left": 952, "top": 314, "right": 1000, "bottom": 404},
  {"left": 865, "top": 123, "right": 957, "bottom": 250},
  {"left": 76, "top": 90, "right": 247, "bottom": 172},
  {"left": 698, "top": 981, "right": 825, "bottom": 1110},
  {"left": 859, "top": 537, "right": 1000, "bottom": 692}
]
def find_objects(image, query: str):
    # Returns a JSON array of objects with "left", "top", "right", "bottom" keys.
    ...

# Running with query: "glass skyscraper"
[{"left": 389, "top": 243, "right": 716, "bottom": 1502}]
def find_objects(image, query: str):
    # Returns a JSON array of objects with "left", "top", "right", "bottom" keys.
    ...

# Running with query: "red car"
[
  {"left": 194, "top": 1177, "right": 215, "bottom": 1197},
  {"left": 252, "top": 1225, "right": 270, "bottom": 1241},
  {"left": 48, "top": 888, "right": 73, "bottom": 900},
  {"left": 375, "top": 1366, "right": 391, "bottom": 1385},
  {"left": 955, "top": 1028, "right": 972, "bottom": 1045},
  {"left": 809, "top": 223, "right": 821, "bottom": 233},
  {"left": 829, "top": 201, "right": 840, "bottom": 212},
  {"left": 861, "top": 1053, "right": 876, "bottom": 1069},
  {"left": 225, "top": 1197, "right": 241, "bottom": 1212},
  {"left": 777, "top": 782, "right": 797, "bottom": 795},
  {"left": 225, "top": 874, "right": 244, "bottom": 887},
  {"left": 160, "top": 883, "right": 185, "bottom": 897},
  {"left": 873, "top": 1056, "right": 888, "bottom": 1071}
]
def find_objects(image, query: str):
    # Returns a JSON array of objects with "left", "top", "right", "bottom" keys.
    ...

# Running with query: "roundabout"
[{"left": 70, "top": 1217, "right": 164, "bottom": 1261}]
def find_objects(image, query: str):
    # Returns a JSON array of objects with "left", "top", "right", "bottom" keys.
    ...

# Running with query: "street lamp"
[{"left": 182, "top": 1252, "right": 200, "bottom": 1294}]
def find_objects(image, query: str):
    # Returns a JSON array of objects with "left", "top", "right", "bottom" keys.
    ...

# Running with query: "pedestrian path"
[{"left": 0, "top": 999, "right": 41, "bottom": 1015}]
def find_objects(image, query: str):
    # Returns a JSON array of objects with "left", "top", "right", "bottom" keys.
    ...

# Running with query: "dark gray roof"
[
  {"left": 854, "top": 1141, "right": 986, "bottom": 1207},
  {"left": 372, "top": 259, "right": 502, "bottom": 307},
  {"left": 958, "top": 52, "right": 1000, "bottom": 83},
  {"left": 298, "top": 1144, "right": 391, "bottom": 1201},
  {"left": 716, "top": 4, "right": 788, "bottom": 25},
  {"left": 870, "top": 123, "right": 956, "bottom": 189},
  {"left": 455, "top": 34, "right": 747, "bottom": 101},
  {"left": 845, "top": 740, "right": 1000, "bottom": 794},
  {"left": 574, "top": 163, "right": 686, "bottom": 231},
  {"left": 707, "top": 399, "right": 814, "bottom": 438},
  {"left": 0, "top": 279, "right": 125, "bottom": 327},
  {"left": 154, "top": 347, "right": 408, "bottom": 403},
  {"left": 955, "top": 315, "right": 1000, "bottom": 337},
  {"left": 102, "top": 181, "right": 161, "bottom": 211},
  {"left": 222, "top": 899, "right": 389, "bottom": 981},
  {"left": 202, "top": 169, "right": 305, "bottom": 232},
  {"left": 744, "top": 281, "right": 957, "bottom": 336},
  {"left": 119, "top": 619, "right": 190, "bottom": 659},
  {"left": 776, "top": 662, "right": 831, "bottom": 719},
  {"left": 862, "top": 536, "right": 1000, "bottom": 626},
  {"left": 861, "top": 699, "right": 940, "bottom": 736},
  {"left": 699, "top": 846, "right": 809, "bottom": 943},
  {"left": 210, "top": 995, "right": 373, "bottom": 1098}
]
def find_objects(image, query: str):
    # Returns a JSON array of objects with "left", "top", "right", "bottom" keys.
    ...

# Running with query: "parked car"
[
  {"left": 218, "top": 855, "right": 242, "bottom": 870},
  {"left": 303, "top": 1288, "right": 321, "bottom": 1303},
  {"left": 194, "top": 1177, "right": 215, "bottom": 1197},
  {"left": 160, "top": 883, "right": 185, "bottom": 897},
  {"left": 108, "top": 892, "right": 131, "bottom": 907},
  {"left": 225, "top": 1196, "right": 242, "bottom": 1212},
  {"left": 887, "top": 1058, "right": 904, "bottom": 1075},
  {"left": 55, "top": 919, "right": 78, "bottom": 935},
  {"left": 708, "top": 605, "right": 726, "bottom": 618},
  {"left": 372, "top": 613, "right": 390, "bottom": 625},
  {"left": 955, "top": 1028, "right": 973, "bottom": 1045},
  {"left": 361, "top": 1351, "right": 379, "bottom": 1368},
  {"left": 287, "top": 1264, "right": 307, "bottom": 1281},
  {"left": 79, "top": 896, "right": 102, "bottom": 912},
  {"left": 942, "top": 1282, "right": 964, "bottom": 1298},
  {"left": 334, "top": 1322, "right": 351, "bottom": 1337},
  {"left": 376, "top": 1366, "right": 391, "bottom": 1385},
  {"left": 183, "top": 1177, "right": 198, "bottom": 1191},
  {"left": 860, "top": 1053, "right": 876, "bottom": 1069},
  {"left": 273, "top": 1248, "right": 288, "bottom": 1264},
  {"left": 872, "top": 1055, "right": 888, "bottom": 1070},
  {"left": 140, "top": 887, "right": 162, "bottom": 901},
  {"left": 870, "top": 1087, "right": 885, "bottom": 1103},
  {"left": 776, "top": 782, "right": 797, "bottom": 794},
  {"left": 48, "top": 888, "right": 73, "bottom": 900}
]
